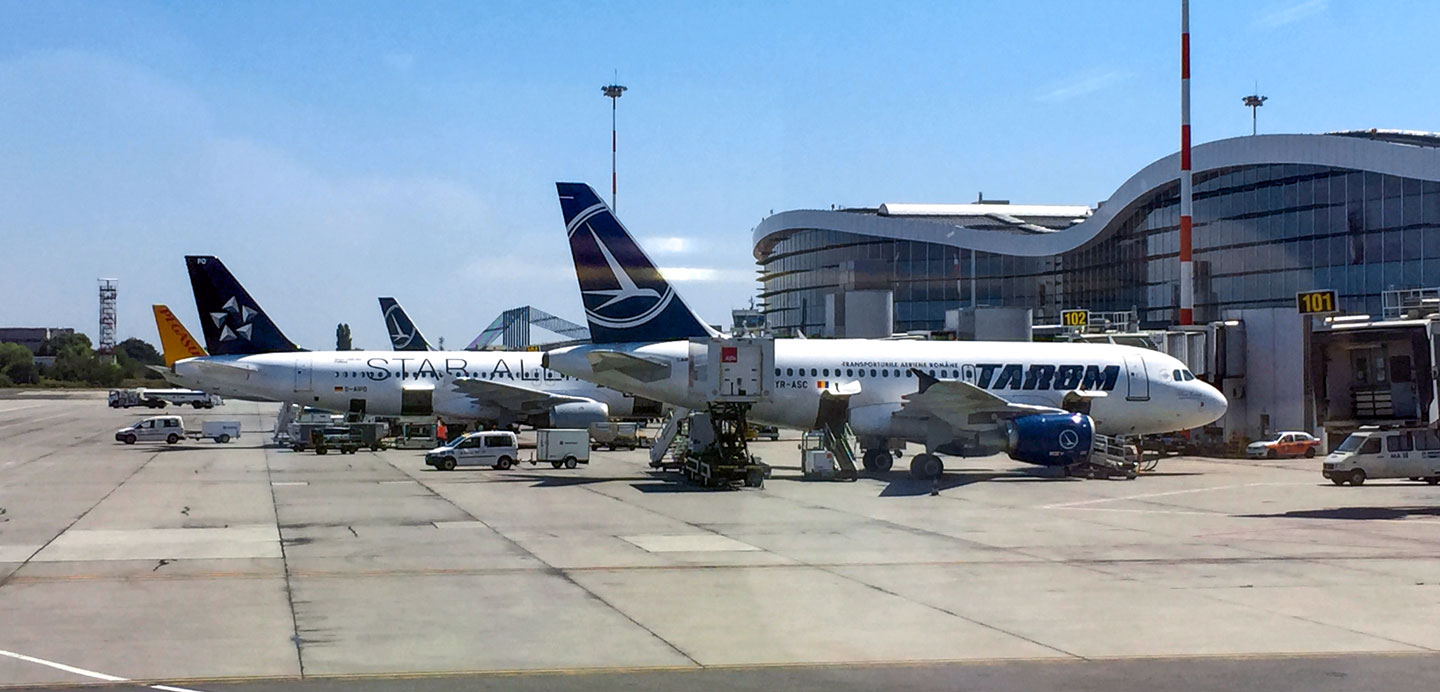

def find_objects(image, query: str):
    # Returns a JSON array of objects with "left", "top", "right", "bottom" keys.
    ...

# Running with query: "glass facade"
[{"left": 759, "top": 164, "right": 1440, "bottom": 334}]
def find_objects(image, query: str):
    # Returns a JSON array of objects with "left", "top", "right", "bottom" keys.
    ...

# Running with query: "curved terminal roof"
[{"left": 753, "top": 133, "right": 1440, "bottom": 261}]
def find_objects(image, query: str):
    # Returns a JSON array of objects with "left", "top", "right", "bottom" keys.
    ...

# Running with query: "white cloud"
[
  {"left": 1035, "top": 69, "right": 1132, "bottom": 103},
  {"left": 639, "top": 236, "right": 697, "bottom": 254},
  {"left": 1254, "top": 0, "right": 1328, "bottom": 29},
  {"left": 658, "top": 267, "right": 754, "bottom": 283}
]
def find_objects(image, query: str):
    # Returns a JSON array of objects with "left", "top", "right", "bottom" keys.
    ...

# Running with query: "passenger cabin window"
[
  {"left": 786, "top": 368, "right": 794, "bottom": 376},
  {"left": 1359, "top": 437, "right": 1382, "bottom": 455}
]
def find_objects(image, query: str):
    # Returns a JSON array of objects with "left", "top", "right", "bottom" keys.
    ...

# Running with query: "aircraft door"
[
  {"left": 293, "top": 358, "right": 312, "bottom": 393},
  {"left": 1123, "top": 355, "right": 1150, "bottom": 401}
]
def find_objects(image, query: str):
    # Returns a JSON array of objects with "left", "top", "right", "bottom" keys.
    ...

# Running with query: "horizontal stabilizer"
[{"left": 586, "top": 350, "right": 672, "bottom": 382}]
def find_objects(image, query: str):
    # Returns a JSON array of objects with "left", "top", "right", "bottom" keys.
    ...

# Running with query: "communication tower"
[{"left": 98, "top": 278, "right": 118, "bottom": 363}]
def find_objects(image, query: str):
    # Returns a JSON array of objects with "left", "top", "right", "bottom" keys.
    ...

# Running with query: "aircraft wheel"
[
  {"left": 909, "top": 453, "right": 943, "bottom": 481},
  {"left": 860, "top": 451, "right": 876, "bottom": 471},
  {"left": 872, "top": 452, "right": 893, "bottom": 472}
]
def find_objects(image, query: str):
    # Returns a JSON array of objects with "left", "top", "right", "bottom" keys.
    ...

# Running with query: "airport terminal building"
[{"left": 754, "top": 131, "right": 1440, "bottom": 335}]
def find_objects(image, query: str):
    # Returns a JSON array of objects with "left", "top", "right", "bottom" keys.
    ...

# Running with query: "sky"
[{"left": 2, "top": 0, "right": 1436, "bottom": 350}]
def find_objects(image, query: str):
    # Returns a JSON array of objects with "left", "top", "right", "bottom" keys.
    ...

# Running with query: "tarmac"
[{"left": 2, "top": 392, "right": 1438, "bottom": 691}]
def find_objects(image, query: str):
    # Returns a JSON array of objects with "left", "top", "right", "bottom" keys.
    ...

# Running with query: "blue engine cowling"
[{"left": 1004, "top": 412, "right": 1094, "bottom": 467}]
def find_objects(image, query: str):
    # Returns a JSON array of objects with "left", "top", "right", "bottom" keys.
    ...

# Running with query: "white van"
[
  {"left": 1323, "top": 426, "right": 1440, "bottom": 486},
  {"left": 115, "top": 415, "right": 186, "bottom": 444},
  {"left": 425, "top": 431, "right": 519, "bottom": 471}
]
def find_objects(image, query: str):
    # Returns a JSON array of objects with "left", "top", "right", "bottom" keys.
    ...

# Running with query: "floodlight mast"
[
  {"left": 602, "top": 82, "right": 627, "bottom": 210},
  {"left": 1243, "top": 93, "right": 1267, "bottom": 136}
]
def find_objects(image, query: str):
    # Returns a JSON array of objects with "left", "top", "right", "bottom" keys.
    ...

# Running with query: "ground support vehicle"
[
  {"left": 799, "top": 431, "right": 837, "bottom": 480},
  {"left": 425, "top": 431, "right": 520, "bottom": 471},
  {"left": 115, "top": 416, "right": 242, "bottom": 444},
  {"left": 533, "top": 429, "right": 590, "bottom": 468},
  {"left": 1323, "top": 424, "right": 1440, "bottom": 486},
  {"left": 588, "top": 422, "right": 640, "bottom": 450},
  {"left": 311, "top": 426, "right": 363, "bottom": 455},
  {"left": 108, "top": 390, "right": 163, "bottom": 409}
]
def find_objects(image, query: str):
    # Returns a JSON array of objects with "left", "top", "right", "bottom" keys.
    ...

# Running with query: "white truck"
[
  {"left": 1323, "top": 425, "right": 1440, "bottom": 486},
  {"left": 534, "top": 429, "right": 590, "bottom": 469},
  {"left": 109, "top": 388, "right": 221, "bottom": 409},
  {"left": 114, "top": 416, "right": 242, "bottom": 444},
  {"left": 424, "top": 431, "right": 520, "bottom": 471}
]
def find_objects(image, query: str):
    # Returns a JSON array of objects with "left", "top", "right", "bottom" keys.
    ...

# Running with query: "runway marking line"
[
  {"left": 1040, "top": 482, "right": 1313, "bottom": 509},
  {"left": 0, "top": 648, "right": 203, "bottom": 691}
]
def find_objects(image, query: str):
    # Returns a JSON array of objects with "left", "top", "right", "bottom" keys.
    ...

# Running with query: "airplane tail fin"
[
  {"left": 379, "top": 297, "right": 432, "bottom": 351},
  {"left": 152, "top": 305, "right": 208, "bottom": 367},
  {"left": 554, "top": 182, "right": 716, "bottom": 343},
  {"left": 185, "top": 255, "right": 302, "bottom": 355}
]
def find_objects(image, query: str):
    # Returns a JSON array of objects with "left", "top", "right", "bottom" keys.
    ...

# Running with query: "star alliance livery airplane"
[
  {"left": 171, "top": 255, "right": 658, "bottom": 426},
  {"left": 379, "top": 297, "right": 431, "bottom": 351},
  {"left": 542, "top": 183, "right": 1228, "bottom": 479}
]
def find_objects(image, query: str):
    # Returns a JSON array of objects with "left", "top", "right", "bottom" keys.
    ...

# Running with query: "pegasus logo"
[
  {"left": 210, "top": 296, "right": 257, "bottom": 342},
  {"left": 384, "top": 303, "right": 417, "bottom": 349},
  {"left": 568, "top": 203, "right": 676, "bottom": 330},
  {"left": 162, "top": 314, "right": 204, "bottom": 356}
]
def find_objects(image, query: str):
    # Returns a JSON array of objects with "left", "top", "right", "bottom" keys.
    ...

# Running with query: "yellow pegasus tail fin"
[{"left": 153, "top": 304, "right": 208, "bottom": 366}]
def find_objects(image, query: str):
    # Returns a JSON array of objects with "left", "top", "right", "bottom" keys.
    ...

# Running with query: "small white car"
[
  {"left": 1323, "top": 426, "right": 1440, "bottom": 486},
  {"left": 425, "top": 431, "right": 519, "bottom": 471},
  {"left": 115, "top": 415, "right": 185, "bottom": 444}
]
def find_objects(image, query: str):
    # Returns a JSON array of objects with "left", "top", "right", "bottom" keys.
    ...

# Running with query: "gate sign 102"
[
  {"left": 1296, "top": 289, "right": 1338, "bottom": 315},
  {"left": 1061, "top": 309, "right": 1089, "bottom": 327}
]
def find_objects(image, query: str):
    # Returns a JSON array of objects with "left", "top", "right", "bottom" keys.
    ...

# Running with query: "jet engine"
[
  {"left": 1004, "top": 412, "right": 1094, "bottom": 467},
  {"left": 541, "top": 401, "right": 610, "bottom": 429}
]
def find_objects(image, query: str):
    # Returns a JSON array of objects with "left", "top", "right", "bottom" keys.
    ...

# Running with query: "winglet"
[
  {"left": 185, "top": 255, "right": 301, "bottom": 355},
  {"left": 379, "top": 297, "right": 432, "bottom": 351},
  {"left": 555, "top": 183, "right": 716, "bottom": 344},
  {"left": 152, "top": 305, "right": 208, "bottom": 367}
]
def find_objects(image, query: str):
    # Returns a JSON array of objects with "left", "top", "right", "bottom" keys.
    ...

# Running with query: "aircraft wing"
[
  {"left": 585, "top": 350, "right": 672, "bottom": 382},
  {"left": 898, "top": 369, "right": 1060, "bottom": 428},
  {"left": 450, "top": 378, "right": 594, "bottom": 414}
]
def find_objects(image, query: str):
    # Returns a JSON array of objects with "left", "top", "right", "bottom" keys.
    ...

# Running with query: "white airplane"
[
  {"left": 168, "top": 255, "right": 663, "bottom": 426},
  {"left": 542, "top": 183, "right": 1228, "bottom": 479}
]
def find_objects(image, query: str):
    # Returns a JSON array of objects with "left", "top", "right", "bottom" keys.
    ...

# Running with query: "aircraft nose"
[{"left": 1200, "top": 382, "right": 1228, "bottom": 421}]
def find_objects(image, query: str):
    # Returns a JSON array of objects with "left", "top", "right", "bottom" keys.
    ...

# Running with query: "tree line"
[{"left": 0, "top": 333, "right": 166, "bottom": 388}]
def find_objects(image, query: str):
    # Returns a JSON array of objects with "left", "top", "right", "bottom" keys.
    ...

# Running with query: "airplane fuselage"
[
  {"left": 545, "top": 339, "right": 1227, "bottom": 446},
  {"left": 174, "top": 350, "right": 654, "bottom": 423}
]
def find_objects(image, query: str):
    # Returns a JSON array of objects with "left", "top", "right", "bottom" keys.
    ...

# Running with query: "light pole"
[
  {"left": 602, "top": 82, "right": 627, "bottom": 210},
  {"left": 1243, "top": 93, "right": 1267, "bottom": 135}
]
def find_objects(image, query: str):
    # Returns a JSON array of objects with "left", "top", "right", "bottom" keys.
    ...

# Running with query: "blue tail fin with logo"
[
  {"left": 379, "top": 297, "right": 431, "bottom": 351},
  {"left": 555, "top": 183, "right": 716, "bottom": 344},
  {"left": 185, "top": 255, "right": 302, "bottom": 355}
]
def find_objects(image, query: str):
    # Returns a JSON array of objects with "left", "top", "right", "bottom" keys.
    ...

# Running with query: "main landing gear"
[
  {"left": 909, "top": 453, "right": 943, "bottom": 480},
  {"left": 861, "top": 448, "right": 894, "bottom": 472}
]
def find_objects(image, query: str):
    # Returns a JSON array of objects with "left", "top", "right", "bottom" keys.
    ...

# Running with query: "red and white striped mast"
[{"left": 1179, "top": 0, "right": 1195, "bottom": 325}]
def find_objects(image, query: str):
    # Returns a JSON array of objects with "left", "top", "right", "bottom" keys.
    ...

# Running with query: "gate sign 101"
[{"left": 1296, "top": 289, "right": 1338, "bottom": 315}]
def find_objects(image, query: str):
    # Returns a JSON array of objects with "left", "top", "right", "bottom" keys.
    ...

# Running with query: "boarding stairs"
[
  {"left": 649, "top": 409, "right": 689, "bottom": 469},
  {"left": 819, "top": 422, "right": 860, "bottom": 480},
  {"left": 272, "top": 403, "right": 299, "bottom": 445}
]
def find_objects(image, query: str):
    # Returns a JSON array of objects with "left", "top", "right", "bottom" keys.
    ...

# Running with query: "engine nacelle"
[
  {"left": 542, "top": 401, "right": 610, "bottom": 429},
  {"left": 1005, "top": 412, "right": 1094, "bottom": 467}
]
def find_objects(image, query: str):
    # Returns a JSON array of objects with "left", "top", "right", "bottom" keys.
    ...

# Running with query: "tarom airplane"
[
  {"left": 379, "top": 297, "right": 431, "bottom": 352},
  {"left": 542, "top": 183, "right": 1228, "bottom": 479},
  {"left": 169, "top": 255, "right": 662, "bottom": 426}
]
